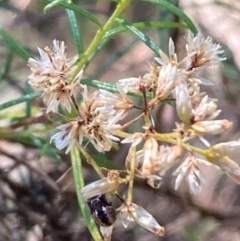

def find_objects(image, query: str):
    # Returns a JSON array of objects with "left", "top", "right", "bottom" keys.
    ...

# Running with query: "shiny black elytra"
[{"left": 87, "top": 194, "right": 117, "bottom": 227}]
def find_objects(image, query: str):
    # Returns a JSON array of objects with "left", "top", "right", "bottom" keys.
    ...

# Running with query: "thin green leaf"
[
  {"left": 104, "top": 21, "right": 187, "bottom": 39},
  {"left": 0, "top": 29, "right": 30, "bottom": 60},
  {"left": 43, "top": 0, "right": 64, "bottom": 12},
  {"left": 70, "top": 147, "right": 103, "bottom": 241},
  {"left": 81, "top": 78, "right": 152, "bottom": 99},
  {"left": 66, "top": 9, "right": 84, "bottom": 54},
  {"left": 116, "top": 18, "right": 160, "bottom": 55},
  {"left": 81, "top": 79, "right": 118, "bottom": 94},
  {"left": 90, "top": 153, "right": 121, "bottom": 170},
  {"left": 1, "top": 50, "right": 14, "bottom": 79},
  {"left": 0, "top": 92, "right": 41, "bottom": 111},
  {"left": 25, "top": 83, "right": 32, "bottom": 118},
  {"left": 41, "top": 0, "right": 102, "bottom": 27},
  {"left": 143, "top": 0, "right": 198, "bottom": 34},
  {"left": 39, "top": 141, "right": 62, "bottom": 162}
]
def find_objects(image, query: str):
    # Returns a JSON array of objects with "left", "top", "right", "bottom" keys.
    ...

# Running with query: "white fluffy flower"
[
  {"left": 185, "top": 33, "right": 226, "bottom": 68},
  {"left": 28, "top": 40, "right": 82, "bottom": 113}
]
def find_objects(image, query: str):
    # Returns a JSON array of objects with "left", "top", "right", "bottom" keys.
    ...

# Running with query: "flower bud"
[
  {"left": 175, "top": 83, "right": 193, "bottom": 124},
  {"left": 191, "top": 120, "right": 232, "bottom": 135},
  {"left": 156, "top": 63, "right": 177, "bottom": 100},
  {"left": 213, "top": 157, "right": 240, "bottom": 184},
  {"left": 206, "top": 140, "right": 240, "bottom": 159},
  {"left": 81, "top": 178, "right": 119, "bottom": 199},
  {"left": 141, "top": 137, "right": 159, "bottom": 176}
]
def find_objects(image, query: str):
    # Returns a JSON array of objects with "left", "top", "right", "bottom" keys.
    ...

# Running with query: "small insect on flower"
[{"left": 87, "top": 194, "right": 117, "bottom": 227}]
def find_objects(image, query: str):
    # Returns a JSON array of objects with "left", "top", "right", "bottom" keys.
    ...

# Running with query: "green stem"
[
  {"left": 154, "top": 132, "right": 207, "bottom": 156},
  {"left": 127, "top": 146, "right": 136, "bottom": 204},
  {"left": 70, "top": 146, "right": 103, "bottom": 241},
  {"left": 70, "top": 0, "right": 131, "bottom": 83},
  {"left": 77, "top": 143, "right": 104, "bottom": 178}
]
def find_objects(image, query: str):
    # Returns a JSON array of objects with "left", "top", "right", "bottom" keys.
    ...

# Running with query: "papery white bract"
[
  {"left": 192, "top": 95, "right": 221, "bottom": 122},
  {"left": 50, "top": 122, "right": 80, "bottom": 154},
  {"left": 119, "top": 203, "right": 165, "bottom": 236},
  {"left": 155, "top": 37, "right": 178, "bottom": 66},
  {"left": 173, "top": 156, "right": 206, "bottom": 195},
  {"left": 81, "top": 178, "right": 119, "bottom": 199},
  {"left": 155, "top": 63, "right": 178, "bottom": 99}
]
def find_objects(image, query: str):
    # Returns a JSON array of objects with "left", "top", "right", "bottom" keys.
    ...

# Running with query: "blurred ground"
[{"left": 1, "top": 0, "right": 240, "bottom": 241}]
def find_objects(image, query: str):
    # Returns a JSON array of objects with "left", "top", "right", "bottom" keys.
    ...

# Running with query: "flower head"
[
  {"left": 185, "top": 33, "right": 226, "bottom": 68},
  {"left": 28, "top": 40, "right": 82, "bottom": 113},
  {"left": 98, "top": 83, "right": 134, "bottom": 122},
  {"left": 50, "top": 122, "right": 79, "bottom": 154},
  {"left": 51, "top": 85, "right": 121, "bottom": 153},
  {"left": 192, "top": 95, "right": 221, "bottom": 122}
]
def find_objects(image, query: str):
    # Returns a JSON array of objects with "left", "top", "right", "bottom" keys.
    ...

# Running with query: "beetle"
[{"left": 87, "top": 194, "right": 116, "bottom": 227}]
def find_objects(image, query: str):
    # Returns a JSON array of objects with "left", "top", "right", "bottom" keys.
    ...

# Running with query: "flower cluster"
[
  {"left": 28, "top": 33, "right": 240, "bottom": 241},
  {"left": 50, "top": 85, "right": 124, "bottom": 153}
]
